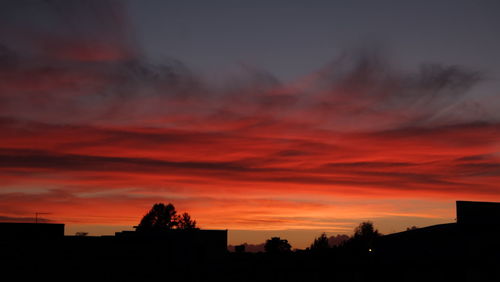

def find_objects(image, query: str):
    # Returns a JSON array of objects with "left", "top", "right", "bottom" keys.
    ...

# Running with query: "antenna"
[{"left": 35, "top": 212, "right": 50, "bottom": 224}]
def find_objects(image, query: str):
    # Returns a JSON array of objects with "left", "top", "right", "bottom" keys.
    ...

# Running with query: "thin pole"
[{"left": 35, "top": 212, "right": 50, "bottom": 224}]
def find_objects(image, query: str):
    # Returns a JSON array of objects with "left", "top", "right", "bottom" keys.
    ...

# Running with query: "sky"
[{"left": 0, "top": 0, "right": 499, "bottom": 249}]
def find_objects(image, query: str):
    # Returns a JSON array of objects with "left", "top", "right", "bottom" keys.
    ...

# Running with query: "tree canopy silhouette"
[
  {"left": 136, "top": 203, "right": 197, "bottom": 231},
  {"left": 343, "top": 221, "right": 381, "bottom": 254},
  {"left": 310, "top": 233, "right": 329, "bottom": 251},
  {"left": 177, "top": 212, "right": 197, "bottom": 230},
  {"left": 353, "top": 221, "right": 380, "bottom": 241},
  {"left": 264, "top": 237, "right": 292, "bottom": 254}
]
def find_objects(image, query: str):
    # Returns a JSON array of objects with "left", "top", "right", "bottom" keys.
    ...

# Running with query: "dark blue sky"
[{"left": 126, "top": 0, "right": 500, "bottom": 81}]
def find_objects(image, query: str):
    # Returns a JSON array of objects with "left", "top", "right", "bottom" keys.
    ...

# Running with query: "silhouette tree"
[
  {"left": 348, "top": 221, "right": 381, "bottom": 253},
  {"left": 353, "top": 221, "right": 380, "bottom": 240},
  {"left": 264, "top": 237, "right": 292, "bottom": 254},
  {"left": 136, "top": 203, "right": 178, "bottom": 231},
  {"left": 310, "top": 233, "right": 329, "bottom": 251},
  {"left": 177, "top": 212, "right": 198, "bottom": 230}
]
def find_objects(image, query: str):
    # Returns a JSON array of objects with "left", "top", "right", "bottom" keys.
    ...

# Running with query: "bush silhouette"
[
  {"left": 264, "top": 237, "right": 291, "bottom": 254},
  {"left": 310, "top": 233, "right": 330, "bottom": 251}
]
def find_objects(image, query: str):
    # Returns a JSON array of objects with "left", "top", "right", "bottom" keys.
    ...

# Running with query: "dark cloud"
[
  {"left": 0, "top": 148, "right": 258, "bottom": 173},
  {"left": 0, "top": 3, "right": 493, "bottom": 130},
  {"left": 0, "top": 0, "right": 136, "bottom": 60},
  {"left": 0, "top": 216, "right": 52, "bottom": 223},
  {"left": 323, "top": 161, "right": 415, "bottom": 169}
]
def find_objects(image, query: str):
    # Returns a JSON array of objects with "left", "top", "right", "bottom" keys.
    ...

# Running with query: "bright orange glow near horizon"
[{"left": 1, "top": 1, "right": 500, "bottom": 249}]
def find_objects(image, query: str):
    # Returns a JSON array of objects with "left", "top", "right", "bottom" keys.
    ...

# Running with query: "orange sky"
[
  {"left": 1, "top": 1, "right": 500, "bottom": 249},
  {"left": 1, "top": 87, "right": 499, "bottom": 248}
]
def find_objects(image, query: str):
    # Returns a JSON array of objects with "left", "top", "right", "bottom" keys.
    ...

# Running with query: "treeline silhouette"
[
  {"left": 2, "top": 202, "right": 500, "bottom": 282},
  {"left": 136, "top": 203, "right": 380, "bottom": 256},
  {"left": 229, "top": 221, "right": 377, "bottom": 255},
  {"left": 136, "top": 202, "right": 198, "bottom": 231}
]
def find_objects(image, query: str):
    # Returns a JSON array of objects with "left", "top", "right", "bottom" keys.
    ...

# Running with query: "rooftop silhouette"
[{"left": 2, "top": 201, "right": 500, "bottom": 281}]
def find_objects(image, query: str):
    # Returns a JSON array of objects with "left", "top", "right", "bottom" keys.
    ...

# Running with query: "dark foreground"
[{"left": 1, "top": 239, "right": 499, "bottom": 282}]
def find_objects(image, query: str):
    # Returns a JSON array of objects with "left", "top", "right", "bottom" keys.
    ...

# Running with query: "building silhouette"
[
  {"left": 371, "top": 201, "right": 500, "bottom": 281},
  {"left": 2, "top": 201, "right": 499, "bottom": 281},
  {"left": 456, "top": 200, "right": 500, "bottom": 225},
  {"left": 0, "top": 221, "right": 228, "bottom": 280},
  {"left": 0, "top": 222, "right": 64, "bottom": 241}
]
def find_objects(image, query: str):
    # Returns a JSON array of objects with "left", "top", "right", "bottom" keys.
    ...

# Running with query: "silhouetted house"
[
  {"left": 0, "top": 221, "right": 226, "bottom": 266},
  {"left": 0, "top": 222, "right": 65, "bottom": 265},
  {"left": 456, "top": 200, "right": 500, "bottom": 225},
  {"left": 374, "top": 201, "right": 500, "bottom": 264},
  {"left": 0, "top": 222, "right": 64, "bottom": 241}
]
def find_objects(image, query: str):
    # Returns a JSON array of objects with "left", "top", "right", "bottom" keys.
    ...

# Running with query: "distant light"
[{"left": 368, "top": 248, "right": 372, "bottom": 252}]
